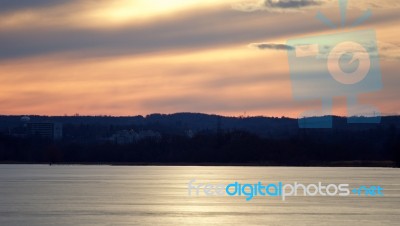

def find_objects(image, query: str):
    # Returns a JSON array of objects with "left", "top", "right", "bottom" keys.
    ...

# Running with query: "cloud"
[
  {"left": 0, "top": 0, "right": 73, "bottom": 13},
  {"left": 0, "top": 7, "right": 332, "bottom": 60},
  {"left": 318, "top": 41, "right": 400, "bottom": 61},
  {"left": 359, "top": 0, "right": 400, "bottom": 9},
  {"left": 249, "top": 43, "right": 295, "bottom": 50},
  {"left": 377, "top": 41, "right": 400, "bottom": 61},
  {"left": 264, "top": 0, "right": 323, "bottom": 9},
  {"left": 0, "top": 1, "right": 398, "bottom": 117},
  {"left": 248, "top": 40, "right": 400, "bottom": 62},
  {"left": 0, "top": 0, "right": 398, "bottom": 62},
  {"left": 233, "top": 0, "right": 329, "bottom": 12},
  {"left": 233, "top": 0, "right": 400, "bottom": 13}
]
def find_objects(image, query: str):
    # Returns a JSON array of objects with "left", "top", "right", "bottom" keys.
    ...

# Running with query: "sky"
[{"left": 0, "top": 0, "right": 399, "bottom": 117}]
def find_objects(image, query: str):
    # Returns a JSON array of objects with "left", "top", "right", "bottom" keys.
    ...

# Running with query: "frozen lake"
[{"left": 0, "top": 165, "right": 399, "bottom": 225}]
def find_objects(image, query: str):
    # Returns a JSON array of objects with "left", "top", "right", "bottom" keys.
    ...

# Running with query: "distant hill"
[
  {"left": 0, "top": 113, "right": 399, "bottom": 166},
  {"left": 1, "top": 113, "right": 399, "bottom": 137}
]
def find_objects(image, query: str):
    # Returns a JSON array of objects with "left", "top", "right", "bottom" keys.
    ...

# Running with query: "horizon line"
[{"left": 1, "top": 112, "right": 399, "bottom": 119}]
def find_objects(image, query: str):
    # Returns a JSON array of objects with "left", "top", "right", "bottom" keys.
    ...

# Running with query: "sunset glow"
[{"left": 0, "top": 0, "right": 399, "bottom": 117}]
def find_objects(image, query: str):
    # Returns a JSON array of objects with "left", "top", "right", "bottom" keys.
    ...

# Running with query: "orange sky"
[{"left": 0, "top": 0, "right": 399, "bottom": 117}]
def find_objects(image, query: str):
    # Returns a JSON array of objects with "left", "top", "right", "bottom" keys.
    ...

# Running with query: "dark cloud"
[
  {"left": 0, "top": 0, "right": 72, "bottom": 13},
  {"left": 263, "top": 0, "right": 323, "bottom": 9},
  {"left": 234, "top": 0, "right": 400, "bottom": 12},
  {"left": 0, "top": 9, "right": 326, "bottom": 60},
  {"left": 250, "top": 43, "right": 295, "bottom": 51},
  {"left": 0, "top": 4, "right": 398, "bottom": 61},
  {"left": 233, "top": 0, "right": 328, "bottom": 12}
]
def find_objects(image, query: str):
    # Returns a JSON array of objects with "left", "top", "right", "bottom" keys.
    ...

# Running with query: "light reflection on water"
[{"left": 0, "top": 165, "right": 399, "bottom": 225}]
